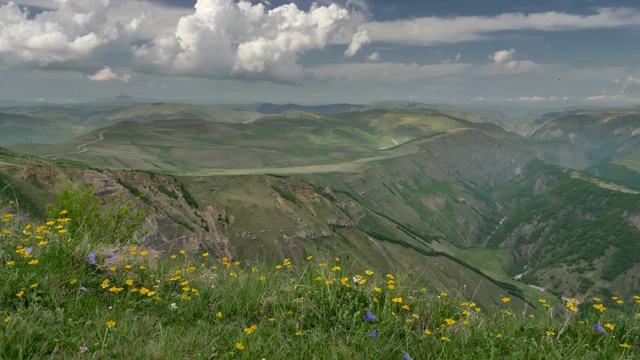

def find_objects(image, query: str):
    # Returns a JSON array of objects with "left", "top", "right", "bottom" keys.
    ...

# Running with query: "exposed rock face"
[{"left": 499, "top": 223, "right": 537, "bottom": 248}]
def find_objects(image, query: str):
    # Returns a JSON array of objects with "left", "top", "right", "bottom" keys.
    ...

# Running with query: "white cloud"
[
  {"left": 368, "top": 52, "right": 380, "bottom": 61},
  {"left": 344, "top": 29, "right": 370, "bottom": 57},
  {"left": 309, "top": 62, "right": 470, "bottom": 81},
  {"left": 87, "top": 66, "right": 131, "bottom": 82},
  {"left": 133, "top": 0, "right": 364, "bottom": 84},
  {"left": 620, "top": 76, "right": 640, "bottom": 94},
  {"left": 360, "top": 7, "right": 640, "bottom": 45},
  {"left": 0, "top": 1, "right": 117, "bottom": 66},
  {"left": 518, "top": 96, "right": 546, "bottom": 102},
  {"left": 486, "top": 48, "right": 537, "bottom": 72}
]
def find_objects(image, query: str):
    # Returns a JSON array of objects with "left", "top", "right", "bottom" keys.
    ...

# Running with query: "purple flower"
[
  {"left": 364, "top": 310, "right": 377, "bottom": 321},
  {"left": 21, "top": 214, "right": 28, "bottom": 221},
  {"left": 86, "top": 252, "right": 97, "bottom": 265},
  {"left": 79, "top": 346, "right": 88, "bottom": 353},
  {"left": 107, "top": 253, "right": 116, "bottom": 259},
  {"left": 368, "top": 329, "right": 378, "bottom": 339},
  {"left": 593, "top": 323, "right": 606, "bottom": 334},
  {"left": 402, "top": 352, "right": 413, "bottom": 360},
  {"left": 79, "top": 286, "right": 87, "bottom": 291},
  {"left": 24, "top": 247, "right": 33, "bottom": 254}
]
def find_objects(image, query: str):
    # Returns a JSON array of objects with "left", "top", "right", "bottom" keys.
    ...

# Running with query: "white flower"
[{"left": 170, "top": 303, "right": 178, "bottom": 310}]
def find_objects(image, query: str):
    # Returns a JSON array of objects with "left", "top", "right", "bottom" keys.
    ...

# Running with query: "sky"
[{"left": 0, "top": 0, "right": 639, "bottom": 108}]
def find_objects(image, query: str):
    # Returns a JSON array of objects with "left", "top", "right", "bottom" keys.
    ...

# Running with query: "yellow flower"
[
  {"left": 70, "top": 278, "right": 77, "bottom": 284},
  {"left": 29, "top": 283, "right": 38, "bottom": 289},
  {"left": 319, "top": 262, "right": 327, "bottom": 267},
  {"left": 243, "top": 325, "right": 256, "bottom": 335},
  {"left": 502, "top": 297, "right": 511, "bottom": 303},
  {"left": 216, "top": 312, "right": 222, "bottom": 319},
  {"left": 441, "top": 336, "right": 451, "bottom": 342},
  {"left": 462, "top": 310, "right": 471, "bottom": 316},
  {"left": 259, "top": 276, "right": 266, "bottom": 281},
  {"left": 424, "top": 329, "right": 432, "bottom": 335},
  {"left": 109, "top": 266, "right": 117, "bottom": 272},
  {"left": 388, "top": 284, "right": 395, "bottom": 290},
  {"left": 593, "top": 297, "right": 602, "bottom": 302},
  {"left": 374, "top": 287, "right": 382, "bottom": 293},
  {"left": 6, "top": 261, "right": 15, "bottom": 266},
  {"left": 496, "top": 334, "right": 502, "bottom": 339},
  {"left": 28, "top": 259, "right": 39, "bottom": 265},
  {"left": 275, "top": 265, "right": 282, "bottom": 269},
  {"left": 604, "top": 323, "right": 614, "bottom": 331},
  {"left": 593, "top": 303, "right": 606, "bottom": 312},
  {"left": 401, "top": 304, "right": 410, "bottom": 310},
  {"left": 620, "top": 343, "right": 631, "bottom": 348},
  {"left": 445, "top": 318, "right": 456, "bottom": 325},
  {"left": 306, "top": 255, "right": 313, "bottom": 260},
  {"left": 325, "top": 280, "right": 334, "bottom": 285},
  {"left": 38, "top": 241, "right": 47, "bottom": 246},
  {"left": 125, "top": 264, "right": 132, "bottom": 269},
  {"left": 125, "top": 279, "right": 134, "bottom": 286},
  {"left": 365, "top": 270, "right": 374, "bottom": 276},
  {"left": 3, "top": 316, "right": 10, "bottom": 323},
  {"left": 295, "top": 331, "right": 302, "bottom": 336},
  {"left": 386, "top": 273, "right": 394, "bottom": 279},
  {"left": 441, "top": 292, "right": 448, "bottom": 297},
  {"left": 202, "top": 252, "right": 209, "bottom": 257},
  {"left": 179, "top": 249, "right": 186, "bottom": 254},
  {"left": 235, "top": 343, "right": 244, "bottom": 350},
  {"left": 170, "top": 254, "right": 177, "bottom": 259},
  {"left": 106, "top": 320, "right": 116, "bottom": 328},
  {"left": 546, "top": 331, "right": 555, "bottom": 336},
  {"left": 392, "top": 297, "right": 403, "bottom": 303},
  {"left": 139, "top": 250, "right": 148, "bottom": 256},
  {"left": 331, "top": 266, "right": 341, "bottom": 271}
]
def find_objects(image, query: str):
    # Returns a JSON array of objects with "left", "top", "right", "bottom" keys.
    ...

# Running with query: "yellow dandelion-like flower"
[
  {"left": 170, "top": 254, "right": 177, "bottom": 259},
  {"left": 424, "top": 329, "right": 432, "bottom": 335},
  {"left": 502, "top": 297, "right": 510, "bottom": 303},
  {"left": 235, "top": 342, "right": 244, "bottom": 350},
  {"left": 268, "top": 317, "right": 276, "bottom": 322},
  {"left": 331, "top": 266, "right": 341, "bottom": 271},
  {"left": 275, "top": 265, "right": 282, "bottom": 269},
  {"left": 125, "top": 264, "right": 132, "bottom": 269},
  {"left": 401, "top": 304, "right": 410, "bottom": 310},
  {"left": 216, "top": 312, "right": 222, "bottom": 319},
  {"left": 620, "top": 343, "right": 631, "bottom": 348},
  {"left": 546, "top": 331, "right": 555, "bottom": 336},
  {"left": 319, "top": 262, "right": 327, "bottom": 267},
  {"left": 106, "top": 320, "right": 116, "bottom": 328},
  {"left": 3, "top": 316, "right": 10, "bottom": 323},
  {"left": 6, "top": 261, "right": 15, "bottom": 266},
  {"left": 604, "top": 323, "right": 614, "bottom": 331},
  {"left": 374, "top": 287, "right": 382, "bottom": 293},
  {"left": 392, "top": 297, "right": 403, "bottom": 303},
  {"left": 38, "top": 241, "right": 47, "bottom": 246},
  {"left": 125, "top": 279, "right": 134, "bottom": 286},
  {"left": 365, "top": 270, "right": 374, "bottom": 276},
  {"left": 462, "top": 310, "right": 471, "bottom": 316},
  {"left": 16, "top": 290, "right": 24, "bottom": 298},
  {"left": 202, "top": 252, "right": 209, "bottom": 257},
  {"left": 29, "top": 283, "right": 38, "bottom": 289},
  {"left": 306, "top": 255, "right": 313, "bottom": 260},
  {"left": 28, "top": 259, "right": 39, "bottom": 265},
  {"left": 386, "top": 273, "right": 394, "bottom": 279},
  {"left": 325, "top": 280, "right": 334, "bottom": 285},
  {"left": 441, "top": 336, "right": 451, "bottom": 342},
  {"left": 445, "top": 318, "right": 456, "bottom": 325},
  {"left": 441, "top": 292, "right": 448, "bottom": 297},
  {"left": 259, "top": 276, "right": 266, "bottom": 281}
]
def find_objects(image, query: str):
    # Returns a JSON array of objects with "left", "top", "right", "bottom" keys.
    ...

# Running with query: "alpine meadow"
[{"left": 1, "top": 0, "right": 640, "bottom": 359}]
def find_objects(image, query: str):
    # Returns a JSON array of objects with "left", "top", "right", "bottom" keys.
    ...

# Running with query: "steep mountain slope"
[{"left": 488, "top": 162, "right": 640, "bottom": 298}]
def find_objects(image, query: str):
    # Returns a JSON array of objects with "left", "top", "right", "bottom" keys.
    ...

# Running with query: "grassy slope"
[{"left": 1, "top": 198, "right": 639, "bottom": 359}]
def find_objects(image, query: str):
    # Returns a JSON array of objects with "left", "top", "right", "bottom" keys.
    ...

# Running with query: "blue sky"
[{"left": 0, "top": 0, "right": 639, "bottom": 108}]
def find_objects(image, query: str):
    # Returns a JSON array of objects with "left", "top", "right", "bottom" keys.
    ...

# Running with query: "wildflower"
[
  {"left": 295, "top": 331, "right": 302, "bottom": 336},
  {"left": 401, "top": 304, "right": 410, "bottom": 310},
  {"left": 340, "top": 277, "right": 350, "bottom": 287},
  {"left": 86, "top": 252, "right": 97, "bottom": 265},
  {"left": 546, "top": 331, "right": 555, "bottom": 336},
  {"left": 441, "top": 292, "right": 448, "bottom": 297},
  {"left": 441, "top": 336, "right": 451, "bottom": 342},
  {"left": 4, "top": 316, "right": 10, "bottom": 323},
  {"left": 235, "top": 342, "right": 244, "bottom": 350},
  {"left": 392, "top": 297, "right": 403, "bottom": 303},
  {"left": 331, "top": 266, "right": 341, "bottom": 271},
  {"left": 125, "top": 279, "right": 134, "bottom": 286},
  {"left": 244, "top": 325, "right": 257, "bottom": 334},
  {"left": 374, "top": 287, "right": 382, "bottom": 293},
  {"left": 259, "top": 276, "right": 266, "bottom": 281},
  {"left": 593, "top": 303, "right": 606, "bottom": 312},
  {"left": 29, "top": 283, "right": 38, "bottom": 289},
  {"left": 386, "top": 274, "right": 394, "bottom": 279},
  {"left": 24, "top": 247, "right": 32, "bottom": 255},
  {"left": 216, "top": 312, "right": 222, "bottom": 319},
  {"left": 6, "top": 261, "right": 14, "bottom": 266},
  {"left": 445, "top": 318, "right": 456, "bottom": 326},
  {"left": 593, "top": 324, "right": 606, "bottom": 334},
  {"left": 502, "top": 297, "right": 511, "bottom": 303},
  {"left": 365, "top": 270, "right": 374, "bottom": 275},
  {"left": 125, "top": 264, "right": 132, "bottom": 269},
  {"left": 202, "top": 252, "right": 209, "bottom": 257},
  {"left": 16, "top": 290, "right": 24, "bottom": 298},
  {"left": 620, "top": 343, "right": 631, "bottom": 348},
  {"left": 319, "top": 262, "right": 327, "bottom": 267},
  {"left": 593, "top": 297, "right": 602, "bottom": 302},
  {"left": 364, "top": 310, "right": 377, "bottom": 321},
  {"left": 402, "top": 352, "right": 413, "bottom": 360},
  {"left": 462, "top": 310, "right": 471, "bottom": 316},
  {"left": 37, "top": 241, "right": 47, "bottom": 246},
  {"left": 325, "top": 280, "right": 334, "bottom": 285},
  {"left": 424, "top": 329, "right": 432, "bottom": 335},
  {"left": 368, "top": 329, "right": 378, "bottom": 339},
  {"left": 107, "top": 253, "right": 116, "bottom": 259},
  {"left": 80, "top": 286, "right": 87, "bottom": 291},
  {"left": 604, "top": 323, "right": 614, "bottom": 331},
  {"left": 170, "top": 303, "right": 178, "bottom": 310},
  {"left": 496, "top": 334, "right": 502, "bottom": 339},
  {"left": 28, "top": 259, "right": 38, "bottom": 265},
  {"left": 106, "top": 320, "right": 115, "bottom": 328},
  {"left": 79, "top": 346, "right": 88, "bottom": 353},
  {"left": 306, "top": 255, "right": 313, "bottom": 260},
  {"left": 170, "top": 254, "right": 177, "bottom": 259}
]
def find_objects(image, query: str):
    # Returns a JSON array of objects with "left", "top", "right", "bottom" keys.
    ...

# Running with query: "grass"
[{"left": 2, "top": 197, "right": 640, "bottom": 359}]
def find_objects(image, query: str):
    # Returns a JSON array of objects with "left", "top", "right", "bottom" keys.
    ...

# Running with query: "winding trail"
[{"left": 42, "top": 130, "right": 108, "bottom": 158}]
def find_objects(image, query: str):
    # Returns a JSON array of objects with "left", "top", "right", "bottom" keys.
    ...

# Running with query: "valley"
[{"left": 1, "top": 101, "right": 639, "bottom": 309}]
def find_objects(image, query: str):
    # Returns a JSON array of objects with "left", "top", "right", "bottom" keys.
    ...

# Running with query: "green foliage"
[
  {"left": 179, "top": 183, "right": 199, "bottom": 209},
  {"left": 157, "top": 184, "right": 179, "bottom": 200},
  {"left": 46, "top": 179, "right": 146, "bottom": 245},
  {"left": 1, "top": 198, "right": 639, "bottom": 359}
]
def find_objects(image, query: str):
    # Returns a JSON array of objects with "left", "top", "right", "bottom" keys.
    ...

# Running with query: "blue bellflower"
[
  {"left": 593, "top": 323, "right": 606, "bottom": 334},
  {"left": 86, "top": 252, "right": 97, "bottom": 265},
  {"left": 364, "top": 310, "right": 377, "bottom": 321}
]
